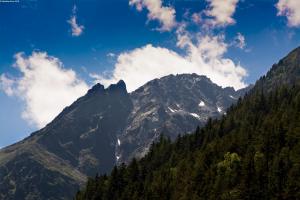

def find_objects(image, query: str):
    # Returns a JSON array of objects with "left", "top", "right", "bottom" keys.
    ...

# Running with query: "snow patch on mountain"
[
  {"left": 168, "top": 107, "right": 181, "bottom": 113},
  {"left": 217, "top": 107, "right": 222, "bottom": 113},
  {"left": 229, "top": 95, "right": 237, "bottom": 99},
  {"left": 190, "top": 113, "right": 201, "bottom": 119},
  {"left": 199, "top": 101, "right": 205, "bottom": 107},
  {"left": 168, "top": 107, "right": 177, "bottom": 113}
]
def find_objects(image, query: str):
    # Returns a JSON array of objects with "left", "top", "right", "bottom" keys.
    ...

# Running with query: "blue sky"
[{"left": 0, "top": 0, "right": 300, "bottom": 148}]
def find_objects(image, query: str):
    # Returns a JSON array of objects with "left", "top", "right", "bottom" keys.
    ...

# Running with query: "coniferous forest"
[{"left": 75, "top": 68, "right": 300, "bottom": 199}]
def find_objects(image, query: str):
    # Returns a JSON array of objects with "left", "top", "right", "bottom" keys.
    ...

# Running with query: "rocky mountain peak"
[
  {"left": 87, "top": 83, "right": 105, "bottom": 95},
  {"left": 107, "top": 80, "right": 127, "bottom": 93},
  {"left": 116, "top": 73, "right": 249, "bottom": 163}
]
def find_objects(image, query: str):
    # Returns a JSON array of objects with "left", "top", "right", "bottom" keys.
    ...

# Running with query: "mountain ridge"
[
  {"left": 0, "top": 73, "right": 248, "bottom": 200},
  {"left": 117, "top": 73, "right": 251, "bottom": 163}
]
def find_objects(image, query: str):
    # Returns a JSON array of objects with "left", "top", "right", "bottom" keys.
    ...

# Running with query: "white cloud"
[
  {"left": 129, "top": 0, "right": 176, "bottom": 31},
  {"left": 276, "top": 0, "right": 300, "bottom": 27},
  {"left": 0, "top": 52, "right": 89, "bottom": 128},
  {"left": 205, "top": 0, "right": 239, "bottom": 27},
  {"left": 67, "top": 5, "right": 84, "bottom": 37},
  {"left": 94, "top": 30, "right": 247, "bottom": 92},
  {"left": 233, "top": 32, "right": 246, "bottom": 49},
  {"left": 93, "top": 0, "right": 246, "bottom": 93},
  {"left": 0, "top": 74, "right": 15, "bottom": 96}
]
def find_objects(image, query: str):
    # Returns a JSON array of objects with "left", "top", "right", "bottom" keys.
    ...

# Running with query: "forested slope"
[{"left": 75, "top": 47, "right": 300, "bottom": 200}]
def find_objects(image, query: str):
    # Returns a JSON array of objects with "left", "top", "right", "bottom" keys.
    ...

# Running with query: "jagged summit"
[
  {"left": 107, "top": 80, "right": 127, "bottom": 93},
  {"left": 87, "top": 83, "right": 105, "bottom": 94},
  {"left": 87, "top": 80, "right": 127, "bottom": 95},
  {"left": 117, "top": 73, "right": 249, "bottom": 163}
]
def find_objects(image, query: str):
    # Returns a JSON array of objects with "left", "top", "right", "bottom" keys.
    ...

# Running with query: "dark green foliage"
[
  {"left": 75, "top": 84, "right": 300, "bottom": 200},
  {"left": 76, "top": 85, "right": 300, "bottom": 200}
]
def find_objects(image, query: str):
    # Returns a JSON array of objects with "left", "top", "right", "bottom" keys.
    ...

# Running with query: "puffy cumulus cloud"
[
  {"left": 93, "top": 0, "right": 246, "bottom": 93},
  {"left": 94, "top": 31, "right": 247, "bottom": 92},
  {"left": 67, "top": 5, "right": 84, "bottom": 37},
  {"left": 205, "top": 0, "right": 239, "bottom": 27},
  {"left": 129, "top": 0, "right": 176, "bottom": 31},
  {"left": 0, "top": 52, "right": 89, "bottom": 128},
  {"left": 276, "top": 0, "right": 300, "bottom": 27}
]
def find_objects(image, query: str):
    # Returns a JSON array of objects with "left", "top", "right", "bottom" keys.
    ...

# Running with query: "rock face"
[
  {"left": 0, "top": 74, "right": 249, "bottom": 200},
  {"left": 37, "top": 80, "right": 132, "bottom": 176},
  {"left": 116, "top": 74, "right": 249, "bottom": 163}
]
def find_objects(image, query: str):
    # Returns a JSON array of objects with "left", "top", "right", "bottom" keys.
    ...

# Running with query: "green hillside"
[{"left": 75, "top": 48, "right": 300, "bottom": 200}]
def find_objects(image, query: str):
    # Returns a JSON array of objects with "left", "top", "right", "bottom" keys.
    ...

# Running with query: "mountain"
[
  {"left": 0, "top": 74, "right": 247, "bottom": 200},
  {"left": 0, "top": 80, "right": 132, "bottom": 200},
  {"left": 75, "top": 48, "right": 300, "bottom": 200},
  {"left": 117, "top": 74, "right": 249, "bottom": 163},
  {"left": 37, "top": 80, "right": 132, "bottom": 176}
]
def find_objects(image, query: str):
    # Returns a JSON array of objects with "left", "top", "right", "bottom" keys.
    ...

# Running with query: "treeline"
[{"left": 75, "top": 85, "right": 300, "bottom": 200}]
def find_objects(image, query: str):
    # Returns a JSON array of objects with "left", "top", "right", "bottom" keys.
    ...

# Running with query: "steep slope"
[
  {"left": 0, "top": 141, "right": 86, "bottom": 200},
  {"left": 0, "top": 80, "right": 132, "bottom": 200},
  {"left": 117, "top": 74, "right": 249, "bottom": 163},
  {"left": 255, "top": 46, "right": 300, "bottom": 92},
  {"left": 36, "top": 80, "right": 132, "bottom": 176},
  {"left": 75, "top": 48, "right": 300, "bottom": 200}
]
